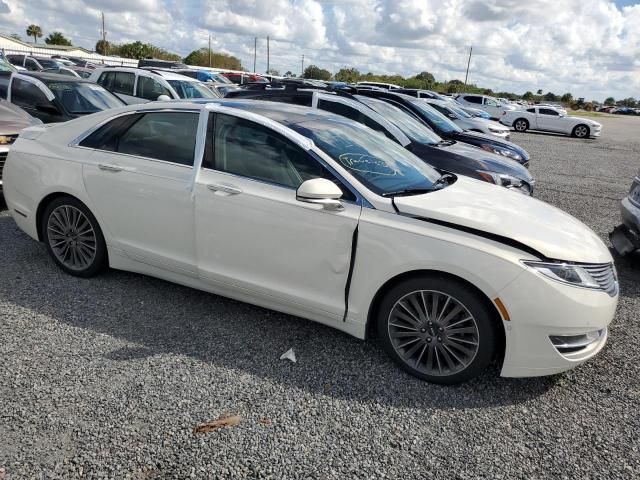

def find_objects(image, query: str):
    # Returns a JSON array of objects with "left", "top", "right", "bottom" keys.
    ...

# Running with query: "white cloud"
[{"left": 0, "top": 0, "right": 638, "bottom": 100}]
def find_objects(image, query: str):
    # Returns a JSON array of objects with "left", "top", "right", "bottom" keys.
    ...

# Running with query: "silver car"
[
  {"left": 610, "top": 168, "right": 640, "bottom": 255},
  {"left": 423, "top": 99, "right": 512, "bottom": 140},
  {"left": 0, "top": 100, "right": 42, "bottom": 193}
]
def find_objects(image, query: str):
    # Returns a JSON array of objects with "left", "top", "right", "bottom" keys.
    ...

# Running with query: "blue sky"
[{"left": 1, "top": 0, "right": 639, "bottom": 100}]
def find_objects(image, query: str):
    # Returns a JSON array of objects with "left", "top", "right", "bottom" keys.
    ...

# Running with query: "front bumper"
[
  {"left": 497, "top": 267, "right": 618, "bottom": 377},
  {"left": 591, "top": 125, "right": 602, "bottom": 137},
  {"left": 487, "top": 130, "right": 511, "bottom": 141},
  {"left": 610, "top": 196, "right": 640, "bottom": 255},
  {"left": 0, "top": 145, "right": 9, "bottom": 192}
]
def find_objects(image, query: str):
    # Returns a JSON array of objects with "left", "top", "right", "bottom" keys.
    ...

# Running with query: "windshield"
[
  {"left": 48, "top": 82, "right": 124, "bottom": 114},
  {"left": 0, "top": 59, "right": 16, "bottom": 72},
  {"left": 449, "top": 105, "right": 472, "bottom": 118},
  {"left": 408, "top": 98, "right": 463, "bottom": 134},
  {"left": 211, "top": 73, "right": 232, "bottom": 84},
  {"left": 287, "top": 118, "right": 442, "bottom": 196},
  {"left": 356, "top": 95, "right": 441, "bottom": 145},
  {"left": 167, "top": 80, "right": 217, "bottom": 99}
]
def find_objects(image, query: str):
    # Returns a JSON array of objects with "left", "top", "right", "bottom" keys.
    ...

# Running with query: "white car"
[
  {"left": 88, "top": 67, "right": 216, "bottom": 104},
  {"left": 455, "top": 94, "right": 517, "bottom": 119},
  {"left": 423, "top": 99, "right": 512, "bottom": 140},
  {"left": 501, "top": 106, "right": 602, "bottom": 138},
  {"left": 3, "top": 100, "right": 618, "bottom": 384}
]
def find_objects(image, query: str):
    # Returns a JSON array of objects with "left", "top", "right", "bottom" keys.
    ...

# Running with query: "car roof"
[
  {"left": 95, "top": 67, "right": 196, "bottom": 81},
  {"left": 22, "top": 71, "right": 92, "bottom": 83}
]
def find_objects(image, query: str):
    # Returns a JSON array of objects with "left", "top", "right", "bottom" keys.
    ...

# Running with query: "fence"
[{"left": 0, "top": 45, "right": 138, "bottom": 67}]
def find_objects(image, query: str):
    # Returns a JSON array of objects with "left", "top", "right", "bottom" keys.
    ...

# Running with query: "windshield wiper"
[{"left": 381, "top": 188, "right": 435, "bottom": 198}]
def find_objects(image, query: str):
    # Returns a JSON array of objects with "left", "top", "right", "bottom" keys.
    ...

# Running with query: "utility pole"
[
  {"left": 101, "top": 12, "right": 108, "bottom": 55},
  {"left": 208, "top": 33, "right": 211, "bottom": 67},
  {"left": 266, "top": 36, "right": 270, "bottom": 73},
  {"left": 301, "top": 54, "right": 304, "bottom": 77},
  {"left": 253, "top": 37, "right": 257, "bottom": 73},
  {"left": 463, "top": 46, "right": 473, "bottom": 90}
]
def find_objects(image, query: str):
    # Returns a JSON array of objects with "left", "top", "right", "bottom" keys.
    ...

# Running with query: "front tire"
[
  {"left": 42, "top": 196, "right": 107, "bottom": 277},
  {"left": 376, "top": 276, "right": 498, "bottom": 384},
  {"left": 513, "top": 118, "right": 529, "bottom": 132},
  {"left": 572, "top": 124, "right": 590, "bottom": 138}
]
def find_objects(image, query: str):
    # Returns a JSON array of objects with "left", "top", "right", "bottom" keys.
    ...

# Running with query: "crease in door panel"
[{"left": 343, "top": 224, "right": 359, "bottom": 322}]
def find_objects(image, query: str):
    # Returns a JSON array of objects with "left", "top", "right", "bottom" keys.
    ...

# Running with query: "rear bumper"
[{"left": 610, "top": 196, "right": 640, "bottom": 255}]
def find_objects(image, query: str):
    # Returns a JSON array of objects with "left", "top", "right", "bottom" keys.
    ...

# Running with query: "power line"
[
  {"left": 463, "top": 45, "right": 472, "bottom": 90},
  {"left": 253, "top": 37, "right": 257, "bottom": 73},
  {"left": 301, "top": 54, "right": 304, "bottom": 76}
]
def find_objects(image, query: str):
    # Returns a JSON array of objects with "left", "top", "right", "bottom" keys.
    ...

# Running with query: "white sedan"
[
  {"left": 4, "top": 100, "right": 618, "bottom": 384},
  {"left": 423, "top": 99, "right": 512, "bottom": 140},
  {"left": 501, "top": 106, "right": 602, "bottom": 138}
]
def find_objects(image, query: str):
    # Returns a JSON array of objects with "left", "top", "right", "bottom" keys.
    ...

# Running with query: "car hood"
[
  {"left": 393, "top": 176, "right": 611, "bottom": 263},
  {"left": 442, "top": 142, "right": 533, "bottom": 182},
  {"left": 0, "top": 101, "right": 42, "bottom": 133},
  {"left": 453, "top": 129, "right": 530, "bottom": 161}
]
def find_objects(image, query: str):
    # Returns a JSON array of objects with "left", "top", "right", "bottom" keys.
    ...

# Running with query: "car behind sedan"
[
  {"left": 3, "top": 100, "right": 617, "bottom": 384},
  {"left": 501, "top": 106, "right": 602, "bottom": 138},
  {"left": 610, "top": 168, "right": 640, "bottom": 255}
]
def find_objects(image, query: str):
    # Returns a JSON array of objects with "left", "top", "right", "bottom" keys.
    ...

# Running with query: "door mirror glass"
[
  {"left": 157, "top": 94, "right": 171, "bottom": 101},
  {"left": 296, "top": 178, "right": 344, "bottom": 211}
]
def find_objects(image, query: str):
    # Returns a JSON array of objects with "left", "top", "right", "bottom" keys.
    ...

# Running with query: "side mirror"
[
  {"left": 157, "top": 94, "right": 171, "bottom": 101},
  {"left": 296, "top": 178, "right": 344, "bottom": 211},
  {"left": 447, "top": 113, "right": 457, "bottom": 119}
]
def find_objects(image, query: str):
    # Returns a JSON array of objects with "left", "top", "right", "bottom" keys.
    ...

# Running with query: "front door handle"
[
  {"left": 207, "top": 184, "right": 242, "bottom": 195},
  {"left": 98, "top": 163, "right": 123, "bottom": 172}
]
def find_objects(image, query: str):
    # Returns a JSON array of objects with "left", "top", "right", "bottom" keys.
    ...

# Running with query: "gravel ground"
[{"left": 1, "top": 115, "right": 639, "bottom": 479}]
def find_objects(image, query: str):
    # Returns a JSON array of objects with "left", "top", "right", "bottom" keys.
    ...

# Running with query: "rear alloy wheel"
[
  {"left": 513, "top": 119, "right": 529, "bottom": 132},
  {"left": 573, "top": 124, "right": 590, "bottom": 138},
  {"left": 43, "top": 196, "right": 107, "bottom": 277},
  {"left": 377, "top": 276, "right": 498, "bottom": 384}
]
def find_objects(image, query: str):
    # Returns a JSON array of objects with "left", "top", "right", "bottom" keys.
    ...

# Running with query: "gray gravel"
[{"left": 1, "top": 115, "right": 640, "bottom": 479}]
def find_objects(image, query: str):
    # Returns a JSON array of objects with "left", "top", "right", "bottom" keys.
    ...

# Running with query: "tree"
[
  {"left": 95, "top": 39, "right": 110, "bottom": 55},
  {"left": 45, "top": 32, "right": 72, "bottom": 46},
  {"left": 26, "top": 24, "right": 43, "bottom": 44},
  {"left": 284, "top": 70, "right": 294, "bottom": 77},
  {"left": 449, "top": 79, "right": 464, "bottom": 85},
  {"left": 10, "top": 33, "right": 21, "bottom": 41},
  {"left": 483, "top": 88, "right": 494, "bottom": 95},
  {"left": 266, "top": 68, "right": 280, "bottom": 76},
  {"left": 183, "top": 48, "right": 243, "bottom": 70},
  {"left": 110, "top": 41, "right": 181, "bottom": 61},
  {"left": 544, "top": 92, "right": 558, "bottom": 101},
  {"left": 522, "top": 91, "right": 534, "bottom": 100},
  {"left": 604, "top": 97, "right": 615, "bottom": 106},
  {"left": 303, "top": 64, "right": 331, "bottom": 81},
  {"left": 536, "top": 89, "right": 543, "bottom": 95},
  {"left": 415, "top": 71, "right": 435, "bottom": 84},
  {"left": 334, "top": 67, "right": 360, "bottom": 83},
  {"left": 560, "top": 93, "right": 573, "bottom": 104}
]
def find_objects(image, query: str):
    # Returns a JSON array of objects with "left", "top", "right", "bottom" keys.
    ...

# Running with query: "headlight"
[
  {"left": 480, "top": 143, "right": 522, "bottom": 162},
  {"left": 488, "top": 127, "right": 506, "bottom": 134},
  {"left": 522, "top": 261, "right": 603, "bottom": 289},
  {"left": 477, "top": 170, "right": 531, "bottom": 195}
]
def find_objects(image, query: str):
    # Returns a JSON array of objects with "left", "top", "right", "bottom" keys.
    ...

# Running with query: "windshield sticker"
[{"left": 338, "top": 153, "right": 403, "bottom": 176}]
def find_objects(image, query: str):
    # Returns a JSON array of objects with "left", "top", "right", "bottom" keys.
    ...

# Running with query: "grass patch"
[{"left": 567, "top": 110, "right": 608, "bottom": 118}]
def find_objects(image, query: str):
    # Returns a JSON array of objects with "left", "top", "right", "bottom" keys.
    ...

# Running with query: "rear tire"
[
  {"left": 572, "top": 124, "right": 590, "bottom": 138},
  {"left": 513, "top": 119, "right": 529, "bottom": 132},
  {"left": 42, "top": 196, "right": 107, "bottom": 277},
  {"left": 376, "top": 275, "right": 498, "bottom": 385}
]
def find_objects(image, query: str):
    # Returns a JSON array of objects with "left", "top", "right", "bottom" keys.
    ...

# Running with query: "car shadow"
[
  {"left": 0, "top": 214, "right": 560, "bottom": 410},
  {"left": 515, "top": 129, "right": 597, "bottom": 140}
]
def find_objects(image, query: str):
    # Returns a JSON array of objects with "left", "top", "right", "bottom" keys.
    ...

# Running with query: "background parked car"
[
  {"left": 501, "top": 106, "right": 602, "bottom": 138},
  {"left": 423, "top": 98, "right": 512, "bottom": 140},
  {"left": 0, "top": 72, "right": 124, "bottom": 123},
  {"left": 43, "top": 66, "right": 94, "bottom": 79},
  {"left": 6, "top": 55, "right": 64, "bottom": 72},
  {"left": 51, "top": 55, "right": 98, "bottom": 69},
  {"left": 455, "top": 94, "right": 517, "bottom": 119},
  {"left": 355, "top": 81, "right": 401, "bottom": 90},
  {"left": 354, "top": 89, "right": 531, "bottom": 166},
  {"left": 610, "top": 168, "right": 640, "bottom": 256},
  {"left": 392, "top": 88, "right": 451, "bottom": 101},
  {"left": 90, "top": 67, "right": 217, "bottom": 104},
  {"left": 459, "top": 106, "right": 492, "bottom": 119},
  {"left": 173, "top": 69, "right": 233, "bottom": 84},
  {"left": 137, "top": 58, "right": 189, "bottom": 69},
  {"left": 0, "top": 99, "right": 41, "bottom": 193},
  {"left": 221, "top": 72, "right": 269, "bottom": 84}
]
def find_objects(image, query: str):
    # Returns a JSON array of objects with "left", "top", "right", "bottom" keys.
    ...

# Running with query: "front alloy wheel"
[
  {"left": 514, "top": 119, "right": 528, "bottom": 132},
  {"left": 573, "top": 125, "right": 589, "bottom": 138},
  {"left": 377, "top": 276, "right": 498, "bottom": 384}
]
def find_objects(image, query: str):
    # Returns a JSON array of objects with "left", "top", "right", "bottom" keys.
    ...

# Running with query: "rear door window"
[
  {"left": 463, "top": 95, "right": 482, "bottom": 104},
  {"left": 112, "top": 72, "right": 135, "bottom": 95},
  {"left": 316, "top": 99, "right": 397, "bottom": 141}
]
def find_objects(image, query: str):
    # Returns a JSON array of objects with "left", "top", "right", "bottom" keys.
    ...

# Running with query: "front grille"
[
  {"left": 583, "top": 263, "right": 618, "bottom": 296},
  {"left": 0, "top": 151, "right": 7, "bottom": 182}
]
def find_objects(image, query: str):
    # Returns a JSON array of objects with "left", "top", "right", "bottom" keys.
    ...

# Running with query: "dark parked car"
[
  {"left": 610, "top": 168, "right": 640, "bottom": 256},
  {"left": 393, "top": 88, "right": 450, "bottom": 101},
  {"left": 137, "top": 58, "right": 189, "bottom": 69},
  {"left": 224, "top": 88, "right": 534, "bottom": 194},
  {"left": 353, "top": 89, "right": 530, "bottom": 166},
  {"left": 6, "top": 55, "right": 64, "bottom": 71},
  {"left": 222, "top": 72, "right": 268, "bottom": 84},
  {"left": 0, "top": 72, "right": 124, "bottom": 123},
  {"left": 0, "top": 99, "right": 41, "bottom": 192},
  {"left": 51, "top": 55, "right": 98, "bottom": 69},
  {"left": 172, "top": 69, "right": 233, "bottom": 84}
]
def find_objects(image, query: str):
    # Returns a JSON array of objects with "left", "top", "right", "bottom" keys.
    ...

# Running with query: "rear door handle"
[{"left": 207, "top": 184, "right": 242, "bottom": 195}]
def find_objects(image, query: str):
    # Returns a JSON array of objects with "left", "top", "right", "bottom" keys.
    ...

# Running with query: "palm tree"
[{"left": 26, "top": 24, "right": 43, "bottom": 44}]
